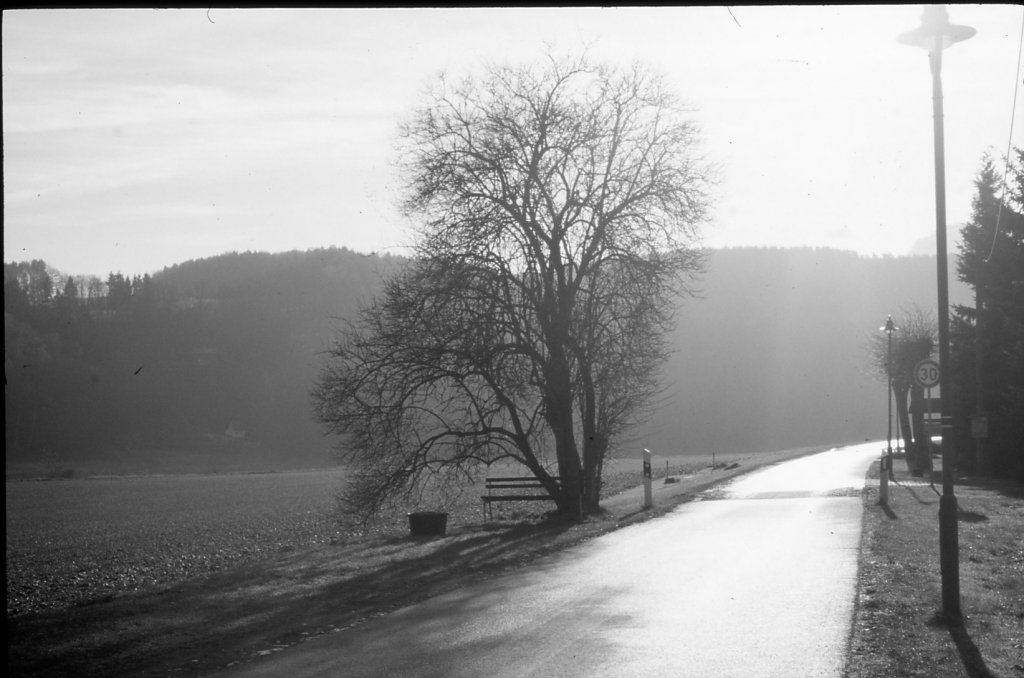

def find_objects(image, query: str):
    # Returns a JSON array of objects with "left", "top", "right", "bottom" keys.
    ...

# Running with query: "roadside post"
[
  {"left": 879, "top": 449, "right": 890, "bottom": 506},
  {"left": 914, "top": 358, "right": 941, "bottom": 461},
  {"left": 642, "top": 448, "right": 653, "bottom": 509},
  {"left": 880, "top": 315, "right": 897, "bottom": 506}
]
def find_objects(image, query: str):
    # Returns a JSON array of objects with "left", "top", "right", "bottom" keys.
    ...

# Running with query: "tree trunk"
[
  {"left": 894, "top": 383, "right": 917, "bottom": 474},
  {"left": 581, "top": 433, "right": 605, "bottom": 515},
  {"left": 908, "top": 384, "right": 932, "bottom": 476},
  {"left": 544, "top": 362, "right": 583, "bottom": 519},
  {"left": 542, "top": 278, "right": 585, "bottom": 520},
  {"left": 554, "top": 442, "right": 583, "bottom": 520}
]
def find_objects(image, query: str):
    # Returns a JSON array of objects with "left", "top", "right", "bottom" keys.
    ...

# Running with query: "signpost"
[
  {"left": 914, "top": 359, "right": 941, "bottom": 457},
  {"left": 914, "top": 359, "right": 940, "bottom": 424}
]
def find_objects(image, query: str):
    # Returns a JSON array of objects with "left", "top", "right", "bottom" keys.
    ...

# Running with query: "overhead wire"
[{"left": 985, "top": 8, "right": 1024, "bottom": 263}]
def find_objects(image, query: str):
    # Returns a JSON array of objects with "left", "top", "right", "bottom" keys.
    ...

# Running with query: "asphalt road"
[{"left": 214, "top": 443, "right": 879, "bottom": 678}]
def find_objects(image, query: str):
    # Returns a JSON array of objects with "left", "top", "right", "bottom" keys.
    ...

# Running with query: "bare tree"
[
  {"left": 868, "top": 306, "right": 937, "bottom": 476},
  {"left": 314, "top": 54, "right": 710, "bottom": 520}
]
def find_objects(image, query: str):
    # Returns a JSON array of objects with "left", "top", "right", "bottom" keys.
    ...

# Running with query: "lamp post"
[
  {"left": 880, "top": 316, "right": 897, "bottom": 505},
  {"left": 884, "top": 315, "right": 896, "bottom": 456},
  {"left": 898, "top": 3, "right": 975, "bottom": 620}
]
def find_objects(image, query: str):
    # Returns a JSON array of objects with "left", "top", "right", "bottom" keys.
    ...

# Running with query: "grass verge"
[{"left": 846, "top": 458, "right": 1024, "bottom": 678}]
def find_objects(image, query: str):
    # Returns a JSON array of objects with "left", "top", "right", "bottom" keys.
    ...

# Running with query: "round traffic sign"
[{"left": 914, "top": 359, "right": 940, "bottom": 388}]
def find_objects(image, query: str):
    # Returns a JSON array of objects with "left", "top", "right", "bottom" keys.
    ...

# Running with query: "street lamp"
[
  {"left": 897, "top": 3, "right": 974, "bottom": 620},
  {"left": 883, "top": 315, "right": 897, "bottom": 459},
  {"left": 878, "top": 316, "right": 897, "bottom": 506}
]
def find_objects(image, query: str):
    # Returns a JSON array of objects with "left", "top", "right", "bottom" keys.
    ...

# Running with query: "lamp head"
[
  {"left": 897, "top": 4, "right": 976, "bottom": 52},
  {"left": 882, "top": 316, "right": 897, "bottom": 335}
]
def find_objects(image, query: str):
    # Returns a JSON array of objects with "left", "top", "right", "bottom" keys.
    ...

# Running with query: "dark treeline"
[
  {"left": 5, "top": 246, "right": 966, "bottom": 471},
  {"left": 5, "top": 248, "right": 401, "bottom": 467}
]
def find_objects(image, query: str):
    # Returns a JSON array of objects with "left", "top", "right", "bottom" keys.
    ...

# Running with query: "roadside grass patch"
[{"left": 847, "top": 460, "right": 1024, "bottom": 678}]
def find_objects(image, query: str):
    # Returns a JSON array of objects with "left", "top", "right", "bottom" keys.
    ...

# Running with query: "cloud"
[{"left": 3, "top": 6, "right": 1020, "bottom": 275}]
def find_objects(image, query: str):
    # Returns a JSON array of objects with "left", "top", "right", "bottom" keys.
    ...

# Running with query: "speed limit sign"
[{"left": 914, "top": 359, "right": 940, "bottom": 388}]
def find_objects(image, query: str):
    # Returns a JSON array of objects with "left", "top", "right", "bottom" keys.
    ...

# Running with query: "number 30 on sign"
[{"left": 914, "top": 359, "right": 940, "bottom": 388}]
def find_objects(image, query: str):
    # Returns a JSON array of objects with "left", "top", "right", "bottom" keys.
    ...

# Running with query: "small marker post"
[
  {"left": 642, "top": 448, "right": 653, "bottom": 509},
  {"left": 879, "top": 449, "right": 889, "bottom": 506}
]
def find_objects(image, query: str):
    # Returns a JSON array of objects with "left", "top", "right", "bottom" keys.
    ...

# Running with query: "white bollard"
[{"left": 643, "top": 448, "right": 653, "bottom": 509}]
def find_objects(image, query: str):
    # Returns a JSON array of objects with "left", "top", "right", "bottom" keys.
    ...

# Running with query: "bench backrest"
[{"left": 485, "top": 476, "right": 560, "bottom": 490}]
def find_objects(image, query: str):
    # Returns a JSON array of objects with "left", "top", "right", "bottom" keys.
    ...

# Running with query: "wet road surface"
[{"left": 214, "top": 443, "right": 879, "bottom": 677}]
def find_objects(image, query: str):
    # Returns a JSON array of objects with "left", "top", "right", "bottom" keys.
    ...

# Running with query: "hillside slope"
[{"left": 5, "top": 246, "right": 966, "bottom": 471}]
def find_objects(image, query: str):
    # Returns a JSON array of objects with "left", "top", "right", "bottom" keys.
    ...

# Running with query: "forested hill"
[
  {"left": 645, "top": 247, "right": 969, "bottom": 457},
  {"left": 5, "top": 246, "right": 967, "bottom": 472},
  {"left": 5, "top": 248, "right": 403, "bottom": 470}
]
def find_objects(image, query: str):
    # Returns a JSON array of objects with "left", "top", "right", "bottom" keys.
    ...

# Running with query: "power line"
[{"left": 985, "top": 8, "right": 1024, "bottom": 264}]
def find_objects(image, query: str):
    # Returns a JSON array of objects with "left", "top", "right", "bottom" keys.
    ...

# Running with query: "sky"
[{"left": 4, "top": 5, "right": 1023, "bottom": 278}]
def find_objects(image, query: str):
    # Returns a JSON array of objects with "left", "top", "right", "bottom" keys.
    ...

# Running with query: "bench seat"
[{"left": 481, "top": 476, "right": 560, "bottom": 520}]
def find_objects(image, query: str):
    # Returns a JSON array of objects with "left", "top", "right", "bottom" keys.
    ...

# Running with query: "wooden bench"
[{"left": 481, "top": 476, "right": 560, "bottom": 521}]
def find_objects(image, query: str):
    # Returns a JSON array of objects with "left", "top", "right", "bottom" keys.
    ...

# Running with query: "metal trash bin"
[{"left": 407, "top": 511, "right": 447, "bottom": 536}]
